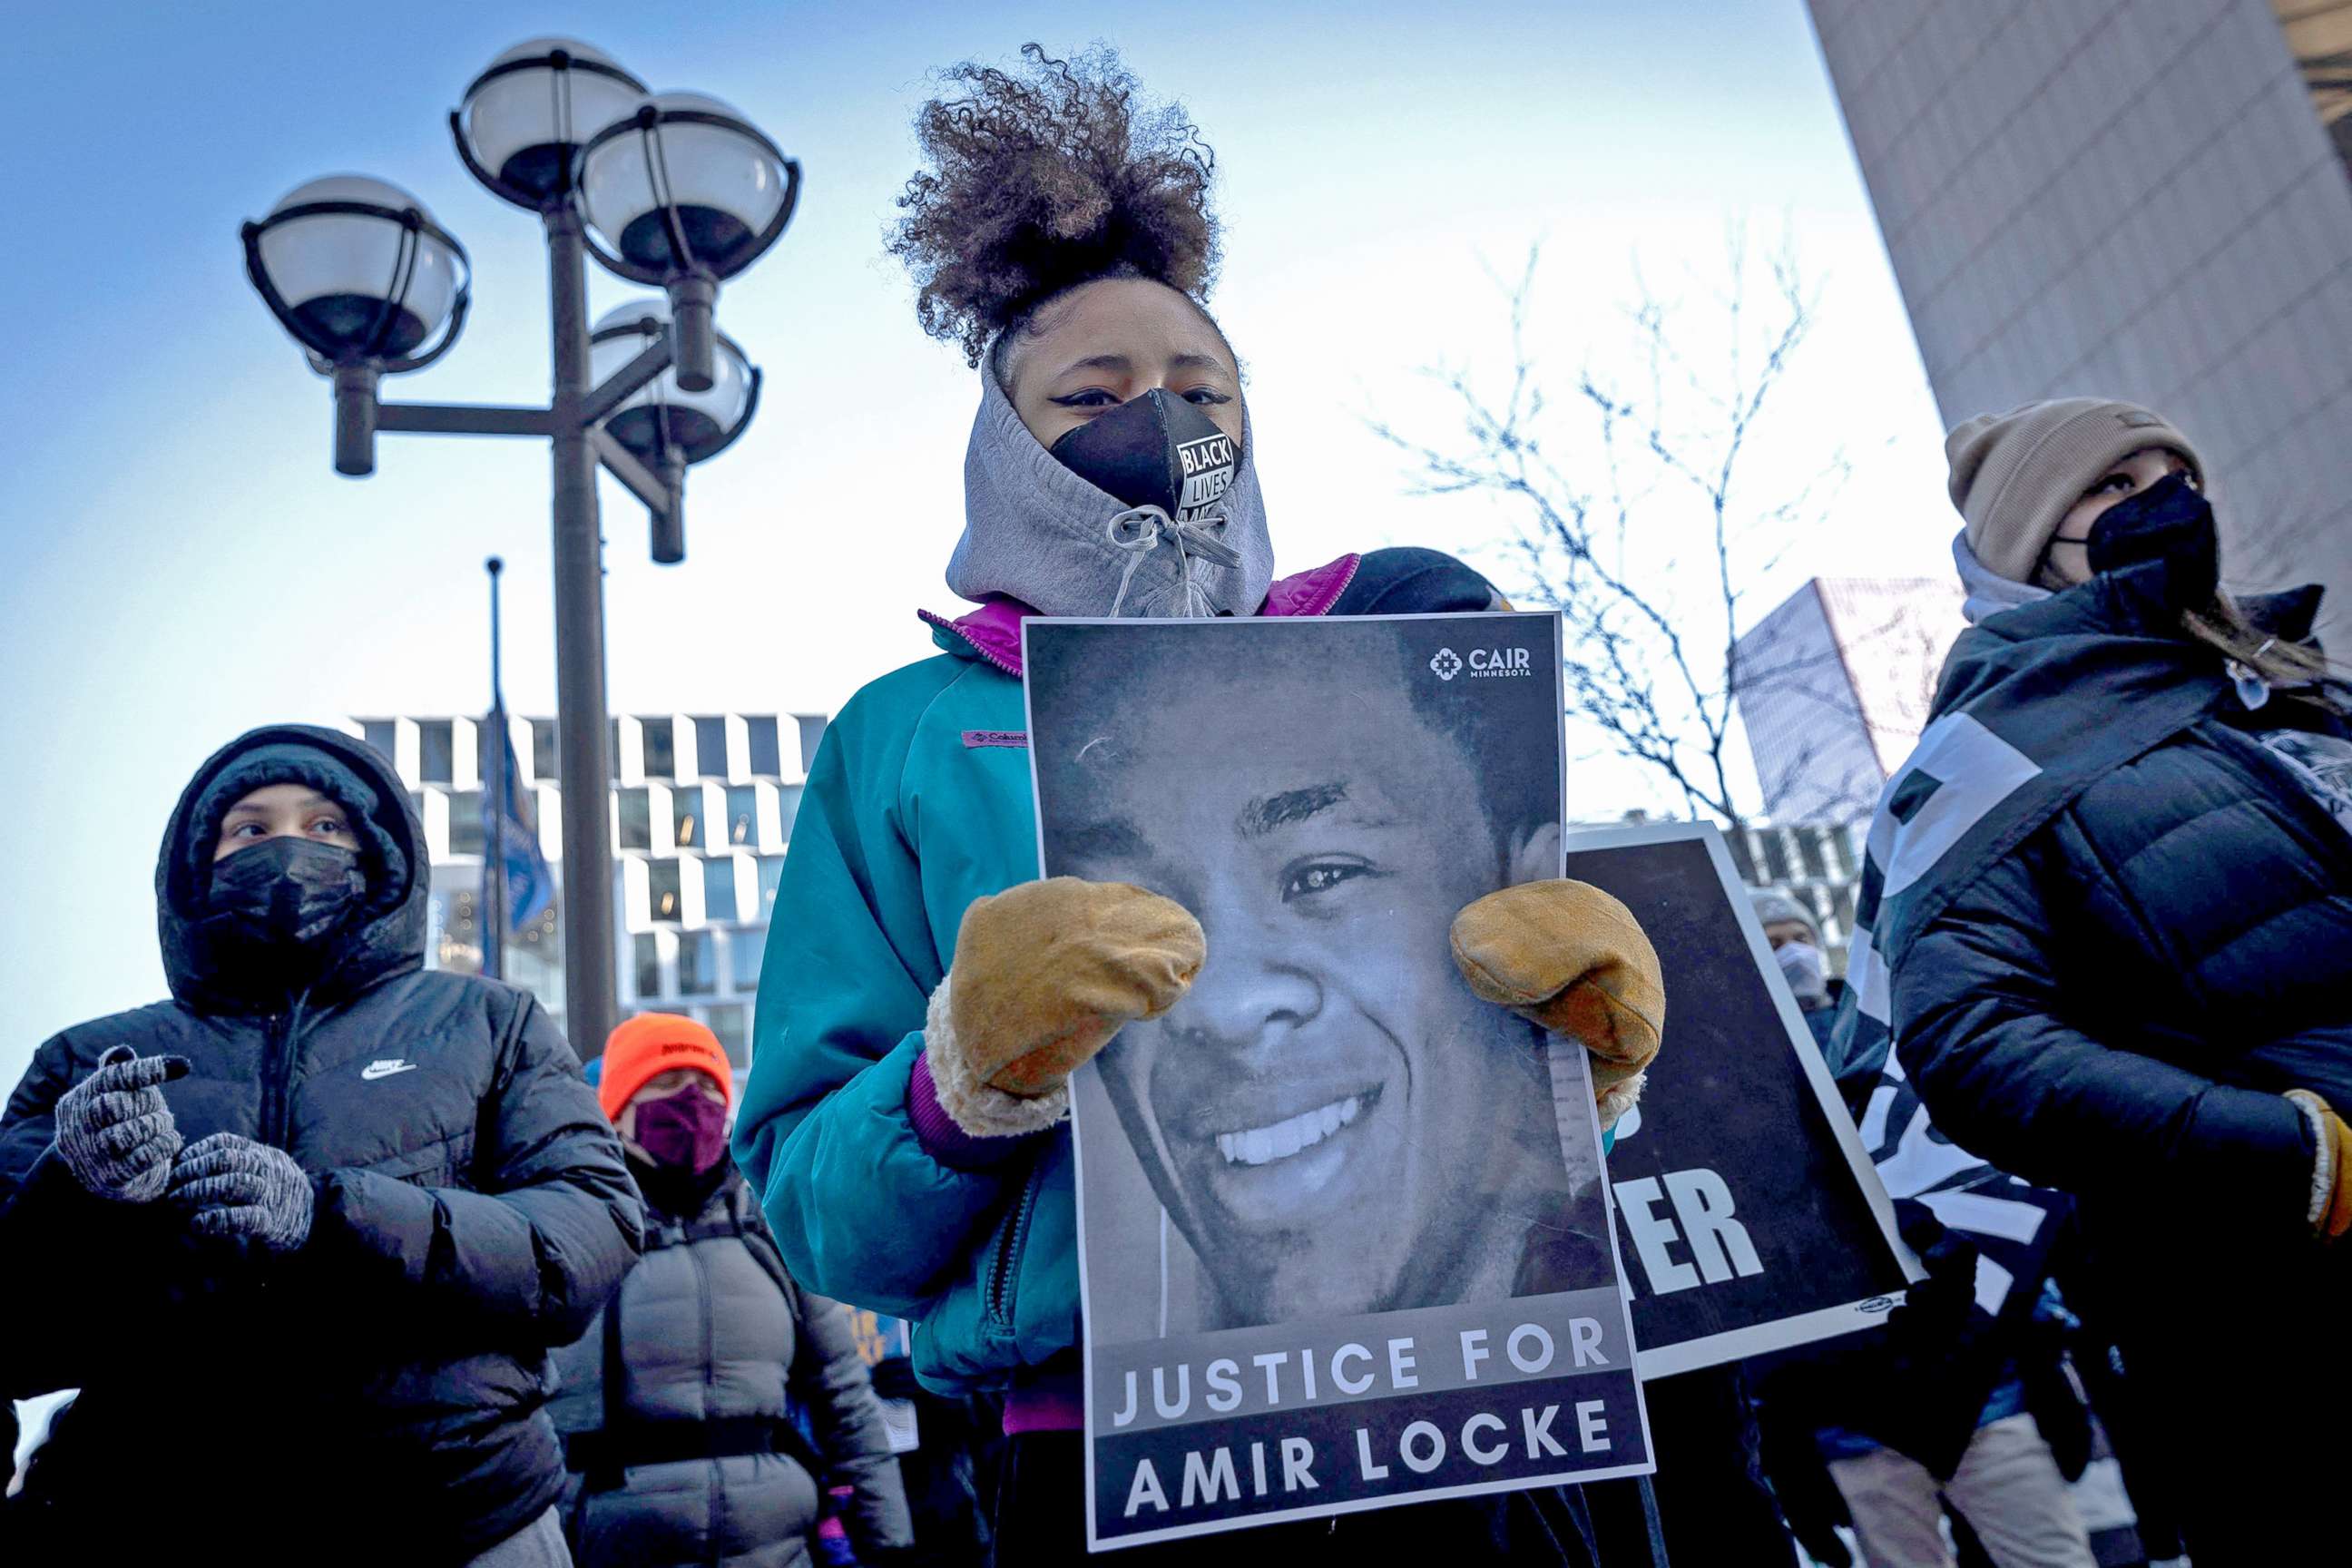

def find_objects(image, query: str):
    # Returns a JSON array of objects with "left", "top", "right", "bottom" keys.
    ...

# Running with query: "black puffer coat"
[
  {"left": 1890, "top": 569, "right": 2350, "bottom": 1563},
  {"left": 0, "top": 725, "right": 645, "bottom": 1564},
  {"left": 548, "top": 1165, "right": 912, "bottom": 1566},
  {"left": 1894, "top": 576, "right": 2352, "bottom": 1223}
]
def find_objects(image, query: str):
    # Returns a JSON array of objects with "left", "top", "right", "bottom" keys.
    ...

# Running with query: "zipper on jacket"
[
  {"left": 258, "top": 989, "right": 312, "bottom": 1150},
  {"left": 985, "top": 1161, "right": 1047, "bottom": 1331}
]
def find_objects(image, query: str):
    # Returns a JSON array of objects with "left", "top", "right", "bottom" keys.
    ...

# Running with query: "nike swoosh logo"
[{"left": 360, "top": 1062, "right": 418, "bottom": 1082}]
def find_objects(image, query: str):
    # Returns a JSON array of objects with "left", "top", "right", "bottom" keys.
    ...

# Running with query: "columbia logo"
[{"left": 1429, "top": 649, "right": 1463, "bottom": 681}]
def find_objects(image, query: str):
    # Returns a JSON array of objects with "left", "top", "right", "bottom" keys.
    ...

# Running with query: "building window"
[
  {"left": 419, "top": 720, "right": 455, "bottom": 785},
  {"left": 758, "top": 855, "right": 785, "bottom": 915},
  {"left": 733, "top": 927, "right": 764, "bottom": 992},
  {"left": 704, "top": 856, "right": 739, "bottom": 922},
  {"left": 1724, "top": 832, "right": 1758, "bottom": 885},
  {"left": 777, "top": 784, "right": 804, "bottom": 840},
  {"left": 673, "top": 788, "right": 703, "bottom": 849},
  {"left": 694, "top": 716, "right": 730, "bottom": 779},
  {"left": 448, "top": 791, "right": 484, "bottom": 857},
  {"left": 642, "top": 718, "right": 676, "bottom": 779},
  {"left": 1790, "top": 826, "right": 1823, "bottom": 879},
  {"left": 677, "top": 929, "right": 717, "bottom": 995},
  {"left": 473, "top": 719, "right": 503, "bottom": 787},
  {"left": 531, "top": 720, "right": 557, "bottom": 781},
  {"left": 434, "top": 887, "right": 484, "bottom": 975},
  {"left": 649, "top": 859, "right": 682, "bottom": 923},
  {"left": 706, "top": 1002, "right": 750, "bottom": 1066},
  {"left": 727, "top": 785, "right": 758, "bottom": 846},
  {"left": 1828, "top": 828, "right": 1857, "bottom": 878},
  {"left": 2278, "top": 0, "right": 2352, "bottom": 183},
  {"left": 796, "top": 717, "right": 828, "bottom": 774},
  {"left": 1760, "top": 832, "right": 1792, "bottom": 883},
  {"left": 361, "top": 720, "right": 397, "bottom": 763},
  {"left": 618, "top": 789, "right": 652, "bottom": 852},
  {"left": 746, "top": 716, "right": 781, "bottom": 776},
  {"left": 633, "top": 933, "right": 662, "bottom": 1000}
]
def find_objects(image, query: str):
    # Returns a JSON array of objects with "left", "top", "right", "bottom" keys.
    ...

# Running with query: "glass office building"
[{"left": 346, "top": 711, "right": 826, "bottom": 1066}]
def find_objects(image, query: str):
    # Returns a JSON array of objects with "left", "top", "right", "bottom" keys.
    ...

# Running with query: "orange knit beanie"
[{"left": 598, "top": 1012, "right": 733, "bottom": 1122}]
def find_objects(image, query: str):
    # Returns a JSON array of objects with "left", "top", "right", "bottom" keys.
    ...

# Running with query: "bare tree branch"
[{"left": 1369, "top": 229, "right": 1853, "bottom": 833}]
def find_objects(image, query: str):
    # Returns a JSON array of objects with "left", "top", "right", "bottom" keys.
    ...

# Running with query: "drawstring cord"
[
  {"left": 2229, "top": 637, "right": 2282, "bottom": 711},
  {"left": 1104, "top": 505, "right": 1243, "bottom": 619}
]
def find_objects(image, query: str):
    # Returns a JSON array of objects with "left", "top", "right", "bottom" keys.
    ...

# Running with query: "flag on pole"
[{"left": 482, "top": 715, "right": 554, "bottom": 934}]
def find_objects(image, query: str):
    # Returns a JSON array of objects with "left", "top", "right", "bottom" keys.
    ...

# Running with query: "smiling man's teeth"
[{"left": 1214, "top": 1096, "right": 1363, "bottom": 1167}]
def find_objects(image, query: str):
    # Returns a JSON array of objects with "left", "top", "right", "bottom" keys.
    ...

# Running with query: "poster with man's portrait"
[{"left": 1024, "top": 612, "right": 1652, "bottom": 1552}]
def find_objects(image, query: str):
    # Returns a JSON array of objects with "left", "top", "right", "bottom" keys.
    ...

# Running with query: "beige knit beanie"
[{"left": 1945, "top": 398, "right": 2203, "bottom": 583}]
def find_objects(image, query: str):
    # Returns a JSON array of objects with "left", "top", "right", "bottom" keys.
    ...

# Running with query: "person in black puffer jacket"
[
  {"left": 0, "top": 725, "right": 645, "bottom": 1565},
  {"left": 1880, "top": 399, "right": 2352, "bottom": 1567},
  {"left": 549, "top": 1013, "right": 912, "bottom": 1567}
]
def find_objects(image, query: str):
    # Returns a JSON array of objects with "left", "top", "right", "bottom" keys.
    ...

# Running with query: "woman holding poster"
[{"left": 731, "top": 43, "right": 1669, "bottom": 1564}]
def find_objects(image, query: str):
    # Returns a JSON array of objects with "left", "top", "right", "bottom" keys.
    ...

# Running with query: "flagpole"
[{"left": 485, "top": 556, "right": 508, "bottom": 982}]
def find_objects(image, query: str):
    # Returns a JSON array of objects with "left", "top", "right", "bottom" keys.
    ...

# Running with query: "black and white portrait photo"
[{"left": 1025, "top": 612, "right": 1649, "bottom": 1548}]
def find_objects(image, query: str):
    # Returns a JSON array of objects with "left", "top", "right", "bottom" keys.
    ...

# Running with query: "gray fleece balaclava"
[{"left": 946, "top": 355, "right": 1276, "bottom": 618}]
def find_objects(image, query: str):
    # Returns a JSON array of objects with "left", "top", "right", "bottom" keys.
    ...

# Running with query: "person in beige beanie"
[
  {"left": 1942, "top": 397, "right": 2337, "bottom": 700},
  {"left": 1945, "top": 397, "right": 2200, "bottom": 588},
  {"left": 1853, "top": 402, "right": 2352, "bottom": 1564}
]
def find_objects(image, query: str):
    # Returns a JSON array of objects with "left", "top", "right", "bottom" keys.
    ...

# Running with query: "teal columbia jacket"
[{"left": 733, "top": 561, "right": 1359, "bottom": 1393}]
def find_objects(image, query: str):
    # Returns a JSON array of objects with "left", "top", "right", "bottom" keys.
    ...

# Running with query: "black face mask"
[
  {"left": 200, "top": 838, "right": 368, "bottom": 958},
  {"left": 1048, "top": 388, "right": 1240, "bottom": 526},
  {"left": 2084, "top": 471, "right": 2218, "bottom": 608}
]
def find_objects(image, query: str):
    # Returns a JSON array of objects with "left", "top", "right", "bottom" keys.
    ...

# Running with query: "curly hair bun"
[{"left": 890, "top": 44, "right": 1221, "bottom": 367}]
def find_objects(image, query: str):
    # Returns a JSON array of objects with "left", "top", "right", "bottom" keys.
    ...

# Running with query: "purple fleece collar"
[{"left": 919, "top": 553, "right": 1362, "bottom": 677}]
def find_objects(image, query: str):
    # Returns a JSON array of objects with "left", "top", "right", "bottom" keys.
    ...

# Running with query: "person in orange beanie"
[
  {"left": 596, "top": 1011, "right": 738, "bottom": 1162},
  {"left": 549, "top": 1013, "right": 912, "bottom": 1565}
]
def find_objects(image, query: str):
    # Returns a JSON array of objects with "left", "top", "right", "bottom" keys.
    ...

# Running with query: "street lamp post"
[
  {"left": 590, "top": 299, "right": 761, "bottom": 562},
  {"left": 240, "top": 36, "right": 796, "bottom": 1055}
]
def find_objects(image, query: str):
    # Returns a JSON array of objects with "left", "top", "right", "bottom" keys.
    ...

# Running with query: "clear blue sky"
[{"left": 0, "top": 0, "right": 1953, "bottom": 1089}]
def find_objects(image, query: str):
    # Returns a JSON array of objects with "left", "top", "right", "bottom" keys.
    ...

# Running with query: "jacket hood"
[
  {"left": 1933, "top": 540, "right": 2328, "bottom": 720},
  {"left": 157, "top": 724, "right": 428, "bottom": 1010},
  {"left": 946, "top": 359, "right": 1277, "bottom": 618},
  {"left": 1951, "top": 531, "right": 2053, "bottom": 627}
]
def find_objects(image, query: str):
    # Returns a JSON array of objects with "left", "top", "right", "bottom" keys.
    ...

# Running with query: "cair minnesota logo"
[{"left": 1431, "top": 645, "right": 1533, "bottom": 681}]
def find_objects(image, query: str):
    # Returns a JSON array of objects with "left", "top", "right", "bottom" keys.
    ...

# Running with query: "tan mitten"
[
  {"left": 1451, "top": 879, "right": 1666, "bottom": 1126},
  {"left": 927, "top": 877, "right": 1206, "bottom": 1137}
]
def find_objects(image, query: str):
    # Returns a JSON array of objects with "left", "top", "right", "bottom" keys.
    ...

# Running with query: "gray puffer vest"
[{"left": 548, "top": 1166, "right": 912, "bottom": 1567}]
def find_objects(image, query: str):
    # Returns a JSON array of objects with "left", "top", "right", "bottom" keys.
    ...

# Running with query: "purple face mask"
[{"left": 634, "top": 1087, "right": 731, "bottom": 1173}]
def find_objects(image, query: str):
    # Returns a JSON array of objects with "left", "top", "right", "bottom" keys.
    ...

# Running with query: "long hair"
[
  {"left": 2035, "top": 555, "right": 2349, "bottom": 711},
  {"left": 2180, "top": 596, "right": 2346, "bottom": 713}
]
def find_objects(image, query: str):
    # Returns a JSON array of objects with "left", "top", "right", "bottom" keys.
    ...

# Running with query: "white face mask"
[{"left": 1776, "top": 940, "right": 1828, "bottom": 1005}]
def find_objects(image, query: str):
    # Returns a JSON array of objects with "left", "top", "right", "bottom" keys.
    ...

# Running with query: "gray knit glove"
[
  {"left": 168, "top": 1132, "right": 315, "bottom": 1251},
  {"left": 53, "top": 1045, "right": 191, "bottom": 1203}
]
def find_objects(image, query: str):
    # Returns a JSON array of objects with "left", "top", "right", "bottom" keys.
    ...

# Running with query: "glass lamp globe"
[
  {"left": 252, "top": 176, "right": 464, "bottom": 359},
  {"left": 579, "top": 93, "right": 790, "bottom": 279},
  {"left": 455, "top": 38, "right": 647, "bottom": 208},
  {"left": 589, "top": 300, "right": 755, "bottom": 463}
]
